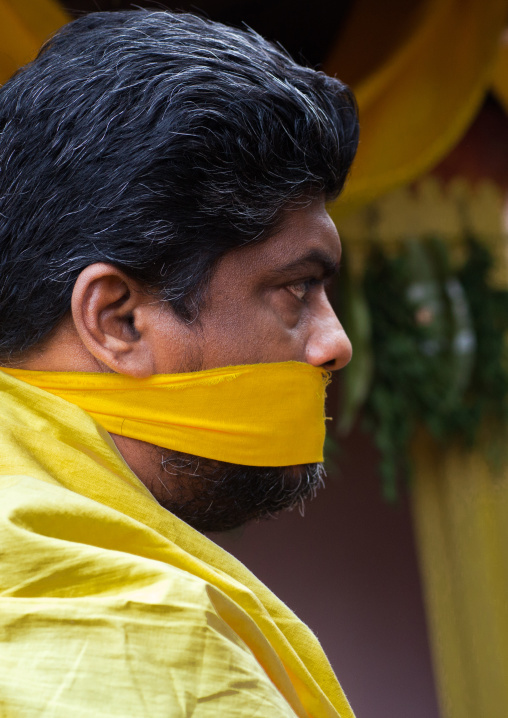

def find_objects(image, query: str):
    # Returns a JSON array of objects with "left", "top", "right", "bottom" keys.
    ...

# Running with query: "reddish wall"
[{"left": 213, "top": 425, "right": 441, "bottom": 718}]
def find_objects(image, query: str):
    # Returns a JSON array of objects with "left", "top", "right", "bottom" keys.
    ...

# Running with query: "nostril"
[{"left": 321, "top": 359, "right": 336, "bottom": 370}]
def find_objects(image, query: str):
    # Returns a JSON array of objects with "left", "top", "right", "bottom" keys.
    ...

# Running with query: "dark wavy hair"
[{"left": 0, "top": 9, "right": 358, "bottom": 359}]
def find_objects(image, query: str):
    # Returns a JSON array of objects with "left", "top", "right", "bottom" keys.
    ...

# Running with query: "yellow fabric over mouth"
[
  {"left": 0, "top": 367, "right": 355, "bottom": 718},
  {"left": 1, "top": 362, "right": 329, "bottom": 467}
]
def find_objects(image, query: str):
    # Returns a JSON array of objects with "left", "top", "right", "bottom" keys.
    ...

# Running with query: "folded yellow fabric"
[
  {"left": 0, "top": 368, "right": 355, "bottom": 717},
  {"left": 2, "top": 362, "right": 329, "bottom": 466}
]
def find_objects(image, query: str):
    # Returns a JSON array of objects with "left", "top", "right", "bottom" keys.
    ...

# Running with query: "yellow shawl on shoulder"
[{"left": 0, "top": 369, "right": 354, "bottom": 718}]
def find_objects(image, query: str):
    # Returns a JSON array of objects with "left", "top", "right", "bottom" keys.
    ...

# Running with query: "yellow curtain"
[
  {"left": 411, "top": 436, "right": 508, "bottom": 718},
  {"left": 0, "top": 0, "right": 69, "bottom": 85},
  {"left": 326, "top": 0, "right": 508, "bottom": 216}
]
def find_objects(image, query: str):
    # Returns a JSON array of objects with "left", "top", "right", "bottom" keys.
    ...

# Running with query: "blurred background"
[{"left": 2, "top": 2, "right": 508, "bottom": 717}]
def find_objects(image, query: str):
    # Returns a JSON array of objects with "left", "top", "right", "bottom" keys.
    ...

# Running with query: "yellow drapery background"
[
  {"left": 325, "top": 2, "right": 508, "bottom": 715},
  {"left": 325, "top": 1, "right": 508, "bottom": 710},
  {"left": 0, "top": 0, "right": 69, "bottom": 84},
  {"left": 1, "top": 3, "right": 508, "bottom": 718},
  {"left": 0, "top": 0, "right": 506, "bottom": 211},
  {"left": 338, "top": 177, "right": 508, "bottom": 718},
  {"left": 412, "top": 436, "right": 508, "bottom": 718},
  {"left": 325, "top": 0, "right": 508, "bottom": 216}
]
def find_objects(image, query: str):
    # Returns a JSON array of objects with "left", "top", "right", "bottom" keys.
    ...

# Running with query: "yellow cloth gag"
[
  {"left": 2, "top": 362, "right": 329, "bottom": 467},
  {"left": 0, "top": 366, "right": 355, "bottom": 717}
]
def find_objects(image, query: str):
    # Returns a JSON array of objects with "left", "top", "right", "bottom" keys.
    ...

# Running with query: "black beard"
[{"left": 151, "top": 449, "right": 326, "bottom": 533}]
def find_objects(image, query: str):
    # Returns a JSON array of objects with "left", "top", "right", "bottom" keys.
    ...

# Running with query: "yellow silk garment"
[{"left": 0, "top": 369, "right": 355, "bottom": 718}]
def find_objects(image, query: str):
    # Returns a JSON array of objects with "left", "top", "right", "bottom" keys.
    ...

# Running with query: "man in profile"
[{"left": 0, "top": 9, "right": 358, "bottom": 717}]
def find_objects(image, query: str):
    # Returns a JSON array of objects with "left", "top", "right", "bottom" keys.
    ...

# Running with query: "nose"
[{"left": 305, "top": 296, "right": 352, "bottom": 371}]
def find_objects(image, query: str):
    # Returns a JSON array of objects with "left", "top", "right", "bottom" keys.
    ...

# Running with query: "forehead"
[{"left": 217, "top": 198, "right": 341, "bottom": 281}]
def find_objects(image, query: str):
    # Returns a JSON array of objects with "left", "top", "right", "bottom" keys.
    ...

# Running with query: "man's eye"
[{"left": 286, "top": 280, "right": 315, "bottom": 302}]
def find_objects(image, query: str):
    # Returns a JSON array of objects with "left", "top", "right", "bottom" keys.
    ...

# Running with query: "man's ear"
[{"left": 71, "top": 263, "right": 158, "bottom": 377}]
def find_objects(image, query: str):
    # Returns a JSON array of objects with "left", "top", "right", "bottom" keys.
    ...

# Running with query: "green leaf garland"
[{"left": 335, "top": 236, "right": 508, "bottom": 499}]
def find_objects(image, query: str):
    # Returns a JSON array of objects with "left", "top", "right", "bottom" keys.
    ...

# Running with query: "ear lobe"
[{"left": 71, "top": 263, "right": 156, "bottom": 377}]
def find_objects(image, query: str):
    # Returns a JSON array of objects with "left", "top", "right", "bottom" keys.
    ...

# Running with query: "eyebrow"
[{"left": 266, "top": 249, "right": 339, "bottom": 282}]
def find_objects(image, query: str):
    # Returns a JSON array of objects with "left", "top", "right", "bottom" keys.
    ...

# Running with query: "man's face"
[
  {"left": 148, "top": 197, "right": 351, "bottom": 374},
  {"left": 141, "top": 197, "right": 352, "bottom": 532}
]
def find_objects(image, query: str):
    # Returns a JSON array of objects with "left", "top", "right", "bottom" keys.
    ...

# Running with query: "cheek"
[
  {"left": 150, "top": 316, "right": 204, "bottom": 373},
  {"left": 199, "top": 292, "right": 308, "bottom": 366}
]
